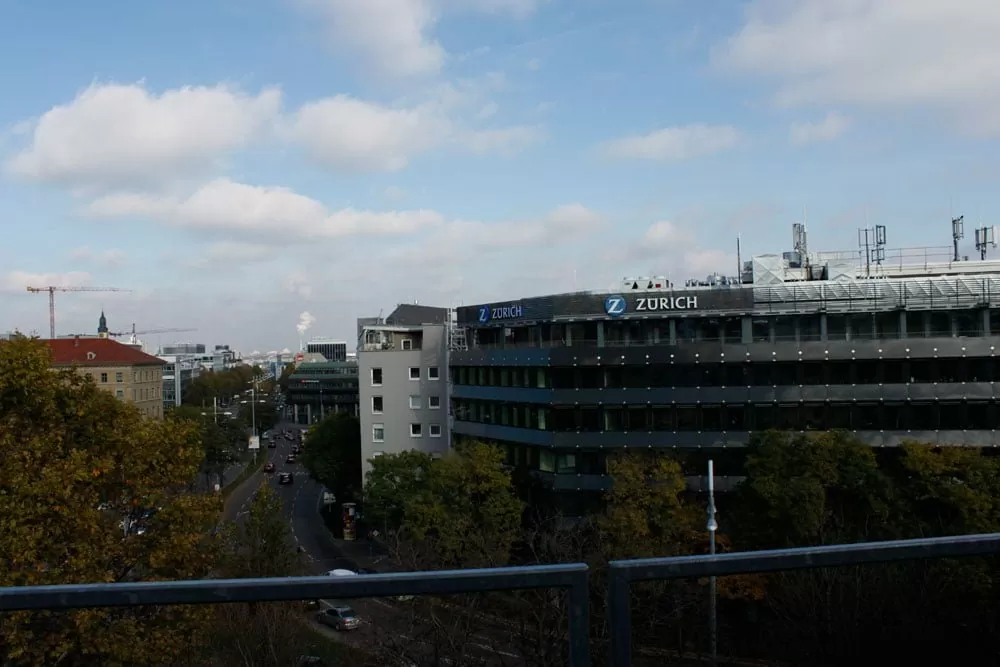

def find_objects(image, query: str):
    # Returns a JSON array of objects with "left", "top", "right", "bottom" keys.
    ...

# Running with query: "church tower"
[{"left": 97, "top": 311, "right": 109, "bottom": 339}]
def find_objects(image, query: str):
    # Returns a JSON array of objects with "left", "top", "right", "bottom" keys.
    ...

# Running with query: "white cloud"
[
  {"left": 68, "top": 246, "right": 128, "bottom": 268},
  {"left": 614, "top": 220, "right": 735, "bottom": 279},
  {"left": 476, "top": 102, "right": 498, "bottom": 119},
  {"left": 789, "top": 112, "right": 851, "bottom": 146},
  {"left": 290, "top": 95, "right": 447, "bottom": 171},
  {"left": 84, "top": 178, "right": 444, "bottom": 240},
  {"left": 5, "top": 82, "right": 281, "bottom": 188},
  {"left": 714, "top": 0, "right": 1000, "bottom": 135},
  {"left": 598, "top": 124, "right": 741, "bottom": 161},
  {"left": 384, "top": 203, "right": 604, "bottom": 267},
  {"left": 284, "top": 273, "right": 314, "bottom": 299},
  {"left": 288, "top": 89, "right": 544, "bottom": 170},
  {"left": 306, "top": 0, "right": 445, "bottom": 78},
  {"left": 1, "top": 270, "right": 93, "bottom": 293},
  {"left": 526, "top": 58, "right": 541, "bottom": 71},
  {"left": 461, "top": 125, "right": 546, "bottom": 155},
  {"left": 196, "top": 242, "right": 273, "bottom": 265}
]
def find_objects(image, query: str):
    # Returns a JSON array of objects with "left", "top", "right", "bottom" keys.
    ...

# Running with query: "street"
[{"left": 222, "top": 422, "right": 535, "bottom": 665}]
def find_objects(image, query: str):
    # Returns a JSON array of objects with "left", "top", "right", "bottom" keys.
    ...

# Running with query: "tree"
[
  {"left": 366, "top": 442, "right": 524, "bottom": 569},
  {"left": 167, "top": 406, "right": 246, "bottom": 489},
  {"left": 0, "top": 337, "right": 220, "bottom": 666},
  {"left": 277, "top": 363, "right": 296, "bottom": 392},
  {"left": 236, "top": 398, "right": 278, "bottom": 436},
  {"left": 211, "top": 484, "right": 309, "bottom": 667},
  {"left": 182, "top": 367, "right": 255, "bottom": 408},
  {"left": 300, "top": 413, "right": 362, "bottom": 504}
]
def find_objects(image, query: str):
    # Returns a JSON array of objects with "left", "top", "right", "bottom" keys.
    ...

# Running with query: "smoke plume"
[{"left": 296, "top": 311, "right": 316, "bottom": 335}]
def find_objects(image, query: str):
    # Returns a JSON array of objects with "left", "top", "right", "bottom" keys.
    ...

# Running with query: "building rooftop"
[
  {"left": 386, "top": 304, "right": 449, "bottom": 326},
  {"left": 45, "top": 337, "right": 166, "bottom": 367}
]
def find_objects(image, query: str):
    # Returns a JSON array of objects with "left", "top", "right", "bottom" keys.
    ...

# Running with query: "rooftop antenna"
[
  {"left": 736, "top": 234, "right": 742, "bottom": 279},
  {"left": 951, "top": 215, "right": 965, "bottom": 262},
  {"left": 857, "top": 224, "right": 887, "bottom": 277},
  {"left": 975, "top": 225, "right": 996, "bottom": 261}
]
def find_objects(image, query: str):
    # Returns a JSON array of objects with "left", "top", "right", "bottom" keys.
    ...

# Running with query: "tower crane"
[
  {"left": 109, "top": 324, "right": 197, "bottom": 346},
  {"left": 26, "top": 286, "right": 132, "bottom": 339}
]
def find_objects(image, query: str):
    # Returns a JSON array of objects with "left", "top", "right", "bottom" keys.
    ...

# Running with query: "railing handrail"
[
  {"left": 607, "top": 532, "right": 1000, "bottom": 666},
  {"left": 0, "top": 562, "right": 592, "bottom": 667}
]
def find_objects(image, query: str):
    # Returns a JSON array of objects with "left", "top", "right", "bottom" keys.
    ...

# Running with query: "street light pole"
[
  {"left": 251, "top": 383, "right": 257, "bottom": 462},
  {"left": 707, "top": 459, "right": 718, "bottom": 667}
]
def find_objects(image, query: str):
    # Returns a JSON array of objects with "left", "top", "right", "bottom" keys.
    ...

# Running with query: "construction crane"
[
  {"left": 25, "top": 286, "right": 132, "bottom": 339},
  {"left": 109, "top": 324, "right": 197, "bottom": 346}
]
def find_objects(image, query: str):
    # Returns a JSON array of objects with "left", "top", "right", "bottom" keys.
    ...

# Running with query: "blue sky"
[{"left": 2, "top": 0, "right": 999, "bottom": 351}]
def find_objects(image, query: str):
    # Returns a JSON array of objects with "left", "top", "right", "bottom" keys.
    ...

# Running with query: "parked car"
[
  {"left": 263, "top": 462, "right": 275, "bottom": 473},
  {"left": 286, "top": 454, "right": 296, "bottom": 464},
  {"left": 315, "top": 604, "right": 360, "bottom": 631}
]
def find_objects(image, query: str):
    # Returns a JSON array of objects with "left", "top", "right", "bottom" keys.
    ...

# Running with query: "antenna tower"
[
  {"left": 951, "top": 215, "right": 965, "bottom": 262},
  {"left": 975, "top": 225, "right": 997, "bottom": 261},
  {"left": 857, "top": 224, "right": 887, "bottom": 277}
]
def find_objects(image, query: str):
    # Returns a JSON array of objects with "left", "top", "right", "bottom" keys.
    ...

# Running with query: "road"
[{"left": 222, "top": 422, "right": 533, "bottom": 665}]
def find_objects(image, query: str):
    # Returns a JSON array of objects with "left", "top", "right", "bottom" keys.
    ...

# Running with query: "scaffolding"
[{"left": 447, "top": 308, "right": 467, "bottom": 351}]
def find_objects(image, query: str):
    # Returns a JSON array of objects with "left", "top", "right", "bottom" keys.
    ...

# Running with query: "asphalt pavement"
[{"left": 221, "top": 422, "right": 532, "bottom": 665}]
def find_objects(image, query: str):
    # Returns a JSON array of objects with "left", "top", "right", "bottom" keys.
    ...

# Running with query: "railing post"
[
  {"left": 568, "top": 568, "right": 591, "bottom": 667},
  {"left": 607, "top": 565, "right": 632, "bottom": 667}
]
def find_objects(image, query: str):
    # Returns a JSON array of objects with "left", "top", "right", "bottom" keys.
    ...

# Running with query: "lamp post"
[{"left": 707, "top": 459, "right": 718, "bottom": 667}]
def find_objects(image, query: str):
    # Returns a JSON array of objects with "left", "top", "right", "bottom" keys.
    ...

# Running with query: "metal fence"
[
  {"left": 607, "top": 532, "right": 1000, "bottom": 667},
  {"left": 0, "top": 563, "right": 591, "bottom": 667},
  {"left": 4, "top": 534, "right": 1000, "bottom": 666}
]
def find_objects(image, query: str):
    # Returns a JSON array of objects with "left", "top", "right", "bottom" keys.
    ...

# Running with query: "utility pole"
[{"left": 707, "top": 459, "right": 719, "bottom": 667}]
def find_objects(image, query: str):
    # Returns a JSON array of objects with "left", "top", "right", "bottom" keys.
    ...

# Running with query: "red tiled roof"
[{"left": 45, "top": 337, "right": 165, "bottom": 367}]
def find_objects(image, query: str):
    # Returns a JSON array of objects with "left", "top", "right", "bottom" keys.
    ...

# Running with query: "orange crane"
[
  {"left": 109, "top": 324, "right": 197, "bottom": 346},
  {"left": 25, "top": 285, "right": 132, "bottom": 339}
]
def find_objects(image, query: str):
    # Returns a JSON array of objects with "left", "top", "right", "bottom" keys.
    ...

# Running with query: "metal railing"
[
  {"left": 0, "top": 563, "right": 591, "bottom": 666},
  {"left": 606, "top": 532, "right": 1000, "bottom": 667}
]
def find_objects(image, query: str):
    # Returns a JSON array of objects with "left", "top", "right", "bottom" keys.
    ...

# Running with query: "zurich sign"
[
  {"left": 478, "top": 306, "right": 491, "bottom": 323},
  {"left": 604, "top": 295, "right": 626, "bottom": 317}
]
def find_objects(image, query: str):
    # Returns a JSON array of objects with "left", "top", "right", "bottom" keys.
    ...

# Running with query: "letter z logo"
[
  {"left": 604, "top": 295, "right": 626, "bottom": 317},
  {"left": 478, "top": 306, "right": 491, "bottom": 323}
]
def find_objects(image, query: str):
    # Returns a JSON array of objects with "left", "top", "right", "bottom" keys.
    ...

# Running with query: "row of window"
[
  {"left": 452, "top": 357, "right": 1000, "bottom": 389},
  {"left": 88, "top": 369, "right": 160, "bottom": 384},
  {"left": 470, "top": 309, "right": 1000, "bottom": 348},
  {"left": 453, "top": 400, "right": 1000, "bottom": 432},
  {"left": 371, "top": 422, "right": 443, "bottom": 442},
  {"left": 370, "top": 366, "right": 440, "bottom": 386},
  {"left": 371, "top": 394, "right": 442, "bottom": 413},
  {"left": 113, "top": 386, "right": 161, "bottom": 401}
]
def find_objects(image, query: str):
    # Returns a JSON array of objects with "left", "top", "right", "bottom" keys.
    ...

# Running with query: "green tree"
[
  {"left": 167, "top": 406, "right": 246, "bottom": 489},
  {"left": 731, "top": 430, "right": 892, "bottom": 549},
  {"left": 367, "top": 442, "right": 524, "bottom": 569},
  {"left": 363, "top": 449, "right": 434, "bottom": 532},
  {"left": 212, "top": 483, "right": 310, "bottom": 666},
  {"left": 598, "top": 451, "right": 703, "bottom": 559},
  {"left": 182, "top": 367, "right": 256, "bottom": 408},
  {"left": 277, "top": 363, "right": 295, "bottom": 392},
  {"left": 237, "top": 398, "right": 278, "bottom": 436},
  {"left": 300, "top": 413, "right": 362, "bottom": 504},
  {"left": 0, "top": 337, "right": 220, "bottom": 666}
]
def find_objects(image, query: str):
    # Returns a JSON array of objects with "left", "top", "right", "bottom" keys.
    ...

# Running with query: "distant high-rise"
[
  {"left": 306, "top": 339, "right": 347, "bottom": 362},
  {"left": 162, "top": 343, "right": 207, "bottom": 355}
]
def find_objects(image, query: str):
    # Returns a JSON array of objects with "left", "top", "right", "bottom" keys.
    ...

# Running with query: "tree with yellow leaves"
[{"left": 0, "top": 336, "right": 221, "bottom": 666}]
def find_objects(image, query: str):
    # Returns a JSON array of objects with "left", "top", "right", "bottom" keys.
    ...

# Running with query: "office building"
[
  {"left": 285, "top": 360, "right": 359, "bottom": 424},
  {"left": 162, "top": 343, "right": 207, "bottom": 355},
  {"left": 45, "top": 337, "right": 166, "bottom": 419},
  {"left": 159, "top": 354, "right": 202, "bottom": 411},
  {"left": 357, "top": 304, "right": 450, "bottom": 479},
  {"left": 450, "top": 222, "right": 1000, "bottom": 514},
  {"left": 306, "top": 339, "right": 348, "bottom": 362}
]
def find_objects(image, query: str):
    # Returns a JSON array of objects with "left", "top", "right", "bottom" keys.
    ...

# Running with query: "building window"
[
  {"left": 410, "top": 423, "right": 422, "bottom": 437},
  {"left": 371, "top": 368, "right": 383, "bottom": 386},
  {"left": 115, "top": 372, "right": 123, "bottom": 383},
  {"left": 409, "top": 395, "right": 422, "bottom": 409},
  {"left": 428, "top": 366, "right": 440, "bottom": 380},
  {"left": 115, "top": 389, "right": 124, "bottom": 399},
  {"left": 409, "top": 367, "right": 420, "bottom": 380},
  {"left": 428, "top": 395, "right": 441, "bottom": 409},
  {"left": 402, "top": 339, "right": 413, "bottom": 350},
  {"left": 372, "top": 396, "right": 384, "bottom": 413},
  {"left": 429, "top": 424, "right": 442, "bottom": 437},
  {"left": 100, "top": 372, "right": 108, "bottom": 383},
  {"left": 373, "top": 424, "right": 385, "bottom": 442}
]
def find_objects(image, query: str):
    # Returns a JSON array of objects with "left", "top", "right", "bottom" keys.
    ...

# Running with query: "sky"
[{"left": 2, "top": 0, "right": 1000, "bottom": 353}]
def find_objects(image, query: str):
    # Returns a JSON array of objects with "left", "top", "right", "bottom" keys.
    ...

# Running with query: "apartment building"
[
  {"left": 46, "top": 337, "right": 166, "bottom": 419},
  {"left": 357, "top": 304, "right": 450, "bottom": 479}
]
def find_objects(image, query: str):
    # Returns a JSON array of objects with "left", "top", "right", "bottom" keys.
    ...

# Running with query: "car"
[
  {"left": 286, "top": 454, "right": 296, "bottom": 464},
  {"left": 263, "top": 462, "right": 275, "bottom": 473},
  {"left": 291, "top": 446, "right": 300, "bottom": 455},
  {"left": 267, "top": 441, "right": 277, "bottom": 449},
  {"left": 278, "top": 472, "right": 293, "bottom": 485},
  {"left": 315, "top": 604, "right": 360, "bottom": 631}
]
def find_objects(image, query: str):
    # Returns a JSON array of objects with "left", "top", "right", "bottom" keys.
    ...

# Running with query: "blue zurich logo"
[
  {"left": 478, "top": 306, "right": 491, "bottom": 323},
  {"left": 604, "top": 295, "right": 626, "bottom": 317}
]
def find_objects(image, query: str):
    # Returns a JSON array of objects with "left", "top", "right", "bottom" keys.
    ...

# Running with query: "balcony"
[{"left": 2, "top": 533, "right": 998, "bottom": 666}]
